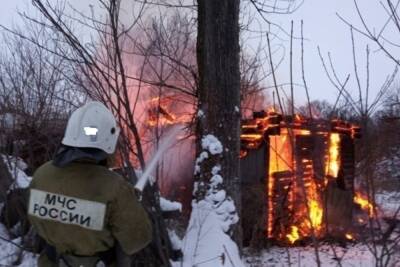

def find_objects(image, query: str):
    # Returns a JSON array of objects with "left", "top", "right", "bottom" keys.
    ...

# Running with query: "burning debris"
[
  {"left": 240, "top": 110, "right": 365, "bottom": 245},
  {"left": 354, "top": 192, "right": 375, "bottom": 217},
  {"left": 146, "top": 96, "right": 192, "bottom": 128}
]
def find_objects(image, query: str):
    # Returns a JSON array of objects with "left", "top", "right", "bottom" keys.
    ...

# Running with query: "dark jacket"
[{"left": 28, "top": 160, "right": 152, "bottom": 260}]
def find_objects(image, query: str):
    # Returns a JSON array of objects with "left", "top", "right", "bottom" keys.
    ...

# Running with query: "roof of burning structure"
[{"left": 240, "top": 110, "right": 361, "bottom": 152}]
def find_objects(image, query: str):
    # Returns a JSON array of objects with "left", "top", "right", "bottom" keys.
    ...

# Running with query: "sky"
[
  {"left": 262, "top": 0, "right": 400, "bottom": 107},
  {"left": 0, "top": 0, "right": 398, "bottom": 107}
]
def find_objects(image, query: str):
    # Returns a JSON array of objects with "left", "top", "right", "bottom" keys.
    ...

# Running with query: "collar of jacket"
[{"left": 52, "top": 145, "right": 108, "bottom": 168}]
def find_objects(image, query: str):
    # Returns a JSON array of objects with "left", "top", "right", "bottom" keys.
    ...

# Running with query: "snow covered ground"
[
  {"left": 376, "top": 191, "right": 400, "bottom": 218},
  {"left": 243, "top": 243, "right": 400, "bottom": 267},
  {"left": 1, "top": 155, "right": 32, "bottom": 189},
  {"left": 242, "top": 191, "right": 400, "bottom": 267},
  {"left": 0, "top": 224, "right": 37, "bottom": 266}
]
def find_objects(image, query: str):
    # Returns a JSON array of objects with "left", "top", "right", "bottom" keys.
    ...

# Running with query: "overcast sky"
[
  {"left": 0, "top": 0, "right": 398, "bottom": 107},
  {"left": 265, "top": 0, "right": 399, "bottom": 107}
]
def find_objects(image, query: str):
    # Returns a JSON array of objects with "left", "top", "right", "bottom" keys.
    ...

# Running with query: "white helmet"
[{"left": 62, "top": 101, "right": 120, "bottom": 154}]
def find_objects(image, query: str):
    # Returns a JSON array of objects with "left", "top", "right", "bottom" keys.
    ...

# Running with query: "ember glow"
[{"left": 345, "top": 233, "right": 354, "bottom": 240}]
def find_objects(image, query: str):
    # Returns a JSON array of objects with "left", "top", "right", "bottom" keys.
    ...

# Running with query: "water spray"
[{"left": 135, "top": 126, "right": 182, "bottom": 192}]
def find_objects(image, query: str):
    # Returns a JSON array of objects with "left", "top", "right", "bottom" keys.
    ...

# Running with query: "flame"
[
  {"left": 240, "top": 112, "right": 358, "bottom": 244},
  {"left": 295, "top": 114, "right": 303, "bottom": 122},
  {"left": 327, "top": 133, "right": 340, "bottom": 178},
  {"left": 267, "top": 128, "right": 327, "bottom": 241},
  {"left": 239, "top": 150, "right": 248, "bottom": 158},
  {"left": 299, "top": 129, "right": 311, "bottom": 135},
  {"left": 308, "top": 199, "right": 323, "bottom": 231},
  {"left": 146, "top": 96, "right": 191, "bottom": 127},
  {"left": 345, "top": 233, "right": 354, "bottom": 240},
  {"left": 286, "top": 226, "right": 300, "bottom": 244},
  {"left": 301, "top": 154, "right": 324, "bottom": 237},
  {"left": 240, "top": 133, "right": 263, "bottom": 141},
  {"left": 242, "top": 124, "right": 258, "bottom": 129},
  {"left": 354, "top": 192, "right": 375, "bottom": 217},
  {"left": 268, "top": 133, "right": 293, "bottom": 238}
]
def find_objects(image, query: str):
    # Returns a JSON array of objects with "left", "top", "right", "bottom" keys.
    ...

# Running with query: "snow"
[
  {"left": 207, "top": 189, "right": 227, "bottom": 203},
  {"left": 194, "top": 151, "right": 209, "bottom": 175},
  {"left": 0, "top": 224, "right": 37, "bottom": 266},
  {"left": 194, "top": 152, "right": 209, "bottom": 175},
  {"left": 194, "top": 165, "right": 201, "bottom": 175},
  {"left": 201, "top": 134, "right": 223, "bottom": 155},
  {"left": 242, "top": 190, "right": 400, "bottom": 267},
  {"left": 376, "top": 191, "right": 400, "bottom": 218},
  {"left": 160, "top": 197, "right": 182, "bottom": 212},
  {"left": 212, "top": 164, "right": 222, "bottom": 175},
  {"left": 179, "top": 199, "right": 245, "bottom": 267},
  {"left": 1, "top": 155, "right": 31, "bottom": 189},
  {"left": 196, "top": 151, "right": 209, "bottom": 164},
  {"left": 243, "top": 243, "right": 400, "bottom": 267},
  {"left": 168, "top": 230, "right": 182, "bottom": 251},
  {"left": 180, "top": 137, "right": 245, "bottom": 267},
  {"left": 210, "top": 174, "right": 223, "bottom": 186},
  {"left": 197, "top": 110, "right": 205, "bottom": 118}
]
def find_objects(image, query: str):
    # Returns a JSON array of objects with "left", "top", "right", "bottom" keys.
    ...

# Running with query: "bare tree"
[
  {"left": 0, "top": 20, "right": 80, "bottom": 170},
  {"left": 195, "top": 0, "right": 241, "bottom": 218},
  {"left": 338, "top": 0, "right": 400, "bottom": 68},
  {"left": 319, "top": 22, "right": 400, "bottom": 266}
]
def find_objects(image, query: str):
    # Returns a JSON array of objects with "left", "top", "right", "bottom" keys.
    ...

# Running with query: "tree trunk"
[
  {"left": 0, "top": 156, "right": 13, "bottom": 201},
  {"left": 196, "top": 0, "right": 242, "bottom": 244}
]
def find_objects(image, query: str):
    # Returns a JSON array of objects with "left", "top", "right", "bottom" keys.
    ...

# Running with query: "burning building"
[
  {"left": 140, "top": 97, "right": 373, "bottom": 244},
  {"left": 240, "top": 110, "right": 361, "bottom": 245}
]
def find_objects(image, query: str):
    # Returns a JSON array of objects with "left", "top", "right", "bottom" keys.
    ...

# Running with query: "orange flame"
[
  {"left": 239, "top": 150, "right": 248, "bottom": 158},
  {"left": 327, "top": 133, "right": 340, "bottom": 178},
  {"left": 301, "top": 156, "right": 324, "bottom": 237},
  {"left": 308, "top": 199, "right": 323, "bottom": 231},
  {"left": 295, "top": 114, "right": 303, "bottom": 122},
  {"left": 146, "top": 96, "right": 191, "bottom": 127},
  {"left": 299, "top": 129, "right": 311, "bottom": 135},
  {"left": 240, "top": 112, "right": 357, "bottom": 243},
  {"left": 268, "top": 133, "right": 293, "bottom": 237},
  {"left": 240, "top": 133, "right": 263, "bottom": 141},
  {"left": 354, "top": 192, "right": 375, "bottom": 217},
  {"left": 286, "top": 226, "right": 300, "bottom": 244},
  {"left": 345, "top": 233, "right": 354, "bottom": 240},
  {"left": 267, "top": 129, "right": 325, "bottom": 241}
]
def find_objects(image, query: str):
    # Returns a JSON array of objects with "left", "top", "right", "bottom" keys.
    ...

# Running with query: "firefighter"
[{"left": 28, "top": 101, "right": 152, "bottom": 267}]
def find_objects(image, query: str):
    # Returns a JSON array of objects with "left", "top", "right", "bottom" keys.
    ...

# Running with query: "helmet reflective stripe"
[
  {"left": 84, "top": 127, "right": 99, "bottom": 136},
  {"left": 62, "top": 102, "right": 120, "bottom": 154}
]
